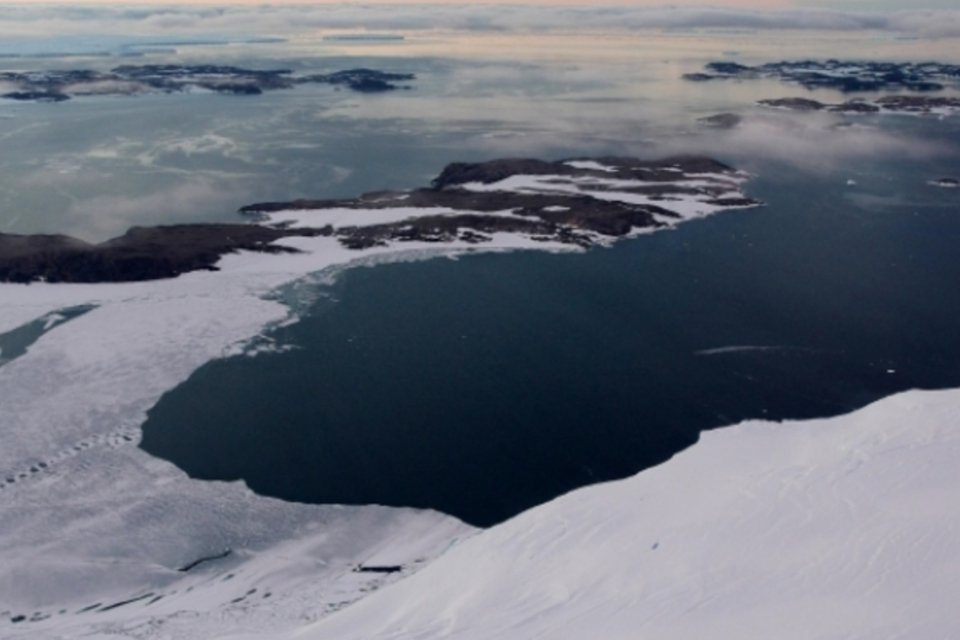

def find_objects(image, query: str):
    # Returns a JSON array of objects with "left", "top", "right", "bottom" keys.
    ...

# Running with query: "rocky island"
[
  {"left": 697, "top": 112, "right": 743, "bottom": 129},
  {"left": 684, "top": 59, "right": 960, "bottom": 92},
  {"left": 0, "top": 156, "right": 760, "bottom": 283},
  {"left": 0, "top": 65, "right": 415, "bottom": 102},
  {"left": 757, "top": 95, "right": 960, "bottom": 115}
]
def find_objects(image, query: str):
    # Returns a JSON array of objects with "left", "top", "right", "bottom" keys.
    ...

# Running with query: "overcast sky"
[
  {"left": 6, "top": 0, "right": 958, "bottom": 14},
  {"left": 3, "top": 1, "right": 959, "bottom": 39},
  {"left": 2, "top": 0, "right": 951, "bottom": 7}
]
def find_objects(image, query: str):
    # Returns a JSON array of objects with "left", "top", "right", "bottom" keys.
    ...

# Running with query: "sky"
[
  {"left": 2, "top": 1, "right": 960, "bottom": 40},
  {"left": 1, "top": 0, "right": 955, "bottom": 8}
]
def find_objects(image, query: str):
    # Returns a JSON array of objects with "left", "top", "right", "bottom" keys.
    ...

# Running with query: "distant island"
[
  {"left": 694, "top": 95, "right": 960, "bottom": 129},
  {"left": 757, "top": 95, "right": 960, "bottom": 115},
  {"left": 697, "top": 113, "right": 743, "bottom": 129},
  {"left": 323, "top": 34, "right": 406, "bottom": 42},
  {"left": 0, "top": 65, "right": 416, "bottom": 102},
  {"left": 684, "top": 59, "right": 960, "bottom": 92},
  {"left": 0, "top": 156, "right": 760, "bottom": 283}
]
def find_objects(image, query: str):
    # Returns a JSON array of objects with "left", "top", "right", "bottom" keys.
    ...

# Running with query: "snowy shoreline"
[
  {"left": 6, "top": 157, "right": 952, "bottom": 639},
  {"left": 289, "top": 386, "right": 960, "bottom": 640},
  {"left": 0, "top": 156, "right": 759, "bottom": 636}
]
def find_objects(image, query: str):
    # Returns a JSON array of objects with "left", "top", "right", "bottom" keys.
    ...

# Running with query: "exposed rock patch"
[{"left": 0, "top": 224, "right": 329, "bottom": 283}]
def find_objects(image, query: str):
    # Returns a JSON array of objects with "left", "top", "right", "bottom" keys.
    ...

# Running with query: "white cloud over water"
[
  {"left": 58, "top": 180, "right": 247, "bottom": 240},
  {"left": 660, "top": 112, "right": 954, "bottom": 174}
]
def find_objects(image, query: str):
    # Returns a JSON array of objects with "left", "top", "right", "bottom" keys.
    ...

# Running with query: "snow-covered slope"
[
  {"left": 6, "top": 169, "right": 674, "bottom": 635},
  {"left": 291, "top": 388, "right": 960, "bottom": 640},
  {"left": 7, "top": 162, "right": 947, "bottom": 639},
  {"left": 0, "top": 238, "right": 486, "bottom": 639},
  {"left": 1, "top": 158, "right": 763, "bottom": 639}
]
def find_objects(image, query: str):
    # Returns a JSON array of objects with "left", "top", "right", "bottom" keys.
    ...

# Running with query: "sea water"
[
  {"left": 3, "top": 29, "right": 958, "bottom": 527},
  {"left": 141, "top": 117, "right": 960, "bottom": 526}
]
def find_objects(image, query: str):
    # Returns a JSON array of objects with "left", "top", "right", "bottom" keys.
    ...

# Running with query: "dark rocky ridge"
[
  {"left": 2, "top": 156, "right": 760, "bottom": 284},
  {"left": 0, "top": 224, "right": 329, "bottom": 283},
  {"left": 684, "top": 59, "right": 960, "bottom": 93},
  {"left": 0, "top": 65, "right": 416, "bottom": 102}
]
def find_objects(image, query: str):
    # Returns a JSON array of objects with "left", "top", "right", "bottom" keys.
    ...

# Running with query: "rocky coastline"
[{"left": 0, "top": 156, "right": 761, "bottom": 284}]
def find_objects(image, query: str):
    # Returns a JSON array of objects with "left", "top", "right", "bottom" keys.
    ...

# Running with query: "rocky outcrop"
[{"left": 0, "top": 224, "right": 329, "bottom": 283}]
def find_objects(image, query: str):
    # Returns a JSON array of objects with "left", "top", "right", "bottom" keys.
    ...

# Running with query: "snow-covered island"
[
  {"left": 0, "top": 65, "right": 415, "bottom": 102},
  {"left": 757, "top": 95, "right": 960, "bottom": 116},
  {"left": 0, "top": 155, "right": 760, "bottom": 283},
  {"left": 684, "top": 59, "right": 960, "bottom": 92}
]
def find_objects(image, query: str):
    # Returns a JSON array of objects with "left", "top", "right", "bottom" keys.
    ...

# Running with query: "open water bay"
[{"left": 141, "top": 128, "right": 960, "bottom": 526}]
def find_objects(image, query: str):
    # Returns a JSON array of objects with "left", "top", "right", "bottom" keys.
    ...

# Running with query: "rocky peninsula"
[{"left": 0, "top": 156, "right": 761, "bottom": 284}]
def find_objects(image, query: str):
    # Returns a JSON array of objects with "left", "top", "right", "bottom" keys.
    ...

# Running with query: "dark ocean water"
[
  {"left": 0, "top": 305, "right": 94, "bottom": 368},
  {"left": 141, "top": 121, "right": 960, "bottom": 527}
]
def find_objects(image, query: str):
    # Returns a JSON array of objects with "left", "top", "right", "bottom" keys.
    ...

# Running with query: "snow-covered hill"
[{"left": 290, "top": 388, "right": 960, "bottom": 640}]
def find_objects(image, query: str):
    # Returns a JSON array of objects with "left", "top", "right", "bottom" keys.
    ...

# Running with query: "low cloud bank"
[
  {"left": 2, "top": 5, "right": 960, "bottom": 41},
  {"left": 665, "top": 114, "right": 952, "bottom": 172}
]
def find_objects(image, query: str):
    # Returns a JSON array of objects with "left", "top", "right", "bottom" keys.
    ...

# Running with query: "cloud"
[
  {"left": 62, "top": 80, "right": 150, "bottom": 95},
  {"left": 887, "top": 10, "right": 960, "bottom": 38},
  {"left": 62, "top": 179, "right": 249, "bottom": 241},
  {"left": 1, "top": 5, "right": 959, "bottom": 42},
  {"left": 653, "top": 111, "right": 953, "bottom": 173}
]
